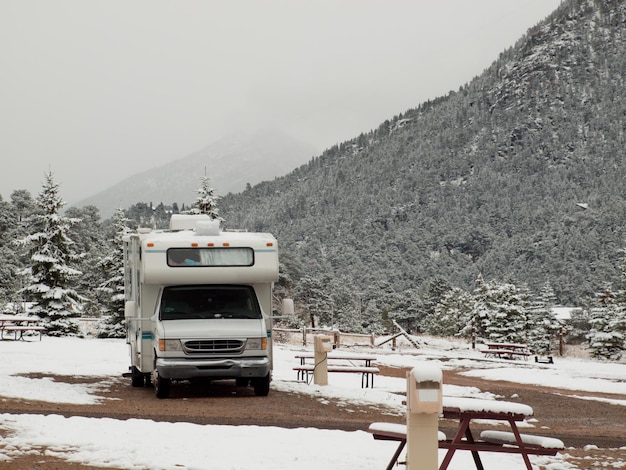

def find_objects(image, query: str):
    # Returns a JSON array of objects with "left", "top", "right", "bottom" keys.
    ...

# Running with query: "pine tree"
[
  {"left": 527, "top": 281, "right": 561, "bottom": 354},
  {"left": 0, "top": 196, "right": 21, "bottom": 306},
  {"left": 587, "top": 287, "right": 625, "bottom": 360},
  {"left": 66, "top": 205, "right": 105, "bottom": 318},
  {"left": 16, "top": 171, "right": 83, "bottom": 336},
  {"left": 97, "top": 208, "right": 130, "bottom": 338},
  {"left": 424, "top": 286, "right": 474, "bottom": 337},
  {"left": 473, "top": 279, "right": 527, "bottom": 344},
  {"left": 186, "top": 175, "right": 223, "bottom": 221},
  {"left": 295, "top": 275, "right": 334, "bottom": 328}
]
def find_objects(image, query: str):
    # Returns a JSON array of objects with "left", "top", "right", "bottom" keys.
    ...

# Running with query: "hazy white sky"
[{"left": 1, "top": 0, "right": 562, "bottom": 206}]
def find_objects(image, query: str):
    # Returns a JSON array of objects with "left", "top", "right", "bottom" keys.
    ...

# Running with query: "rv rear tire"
[{"left": 130, "top": 366, "right": 145, "bottom": 388}]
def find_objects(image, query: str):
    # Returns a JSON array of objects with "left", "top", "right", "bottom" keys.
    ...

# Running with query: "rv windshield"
[{"left": 159, "top": 285, "right": 262, "bottom": 320}]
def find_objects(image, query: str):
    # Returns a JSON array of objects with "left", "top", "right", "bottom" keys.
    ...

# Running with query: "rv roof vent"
[
  {"left": 195, "top": 219, "right": 221, "bottom": 236},
  {"left": 169, "top": 214, "right": 211, "bottom": 231}
]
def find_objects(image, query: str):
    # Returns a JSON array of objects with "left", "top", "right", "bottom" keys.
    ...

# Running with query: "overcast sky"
[{"left": 1, "top": 0, "right": 562, "bottom": 206}]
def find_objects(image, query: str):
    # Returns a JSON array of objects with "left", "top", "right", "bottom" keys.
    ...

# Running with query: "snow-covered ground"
[{"left": 1, "top": 335, "right": 625, "bottom": 469}]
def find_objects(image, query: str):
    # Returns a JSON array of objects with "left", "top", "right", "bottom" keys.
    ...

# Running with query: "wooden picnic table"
[
  {"left": 293, "top": 352, "right": 379, "bottom": 388},
  {"left": 369, "top": 396, "right": 564, "bottom": 470},
  {"left": 0, "top": 315, "right": 45, "bottom": 341},
  {"left": 294, "top": 352, "right": 377, "bottom": 367},
  {"left": 480, "top": 342, "right": 531, "bottom": 360}
]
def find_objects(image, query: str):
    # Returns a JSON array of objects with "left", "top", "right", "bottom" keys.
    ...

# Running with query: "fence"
[{"left": 273, "top": 327, "right": 376, "bottom": 348}]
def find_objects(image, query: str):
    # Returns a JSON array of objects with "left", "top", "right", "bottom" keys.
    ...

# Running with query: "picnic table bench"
[
  {"left": 369, "top": 396, "right": 564, "bottom": 470},
  {"left": 293, "top": 353, "right": 379, "bottom": 388},
  {"left": 0, "top": 315, "right": 46, "bottom": 341},
  {"left": 480, "top": 343, "right": 531, "bottom": 360}
]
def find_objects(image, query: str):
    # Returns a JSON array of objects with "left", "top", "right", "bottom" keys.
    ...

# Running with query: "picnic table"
[
  {"left": 480, "top": 343, "right": 531, "bottom": 360},
  {"left": 0, "top": 315, "right": 46, "bottom": 341},
  {"left": 293, "top": 352, "right": 379, "bottom": 388},
  {"left": 369, "top": 396, "right": 564, "bottom": 470}
]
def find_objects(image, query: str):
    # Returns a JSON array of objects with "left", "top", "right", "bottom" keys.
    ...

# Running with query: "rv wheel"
[
  {"left": 252, "top": 374, "right": 270, "bottom": 396},
  {"left": 130, "top": 366, "right": 145, "bottom": 388},
  {"left": 154, "top": 372, "right": 171, "bottom": 399}
]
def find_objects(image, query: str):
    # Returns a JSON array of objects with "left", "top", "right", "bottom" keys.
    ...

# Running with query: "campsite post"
[{"left": 406, "top": 365, "right": 443, "bottom": 470}]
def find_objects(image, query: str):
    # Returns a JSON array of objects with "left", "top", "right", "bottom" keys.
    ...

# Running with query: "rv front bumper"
[{"left": 156, "top": 356, "right": 270, "bottom": 380}]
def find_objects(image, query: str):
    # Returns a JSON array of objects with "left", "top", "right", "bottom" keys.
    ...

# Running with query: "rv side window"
[
  {"left": 167, "top": 248, "right": 254, "bottom": 267},
  {"left": 160, "top": 285, "right": 262, "bottom": 320}
]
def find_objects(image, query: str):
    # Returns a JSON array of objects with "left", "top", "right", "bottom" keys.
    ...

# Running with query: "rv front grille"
[{"left": 183, "top": 339, "right": 245, "bottom": 354}]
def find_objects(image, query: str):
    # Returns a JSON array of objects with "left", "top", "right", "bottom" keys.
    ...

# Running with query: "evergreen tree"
[
  {"left": 0, "top": 196, "right": 21, "bottom": 306},
  {"left": 473, "top": 279, "right": 527, "bottom": 344},
  {"left": 97, "top": 208, "right": 130, "bottom": 338},
  {"left": 388, "top": 288, "right": 421, "bottom": 334},
  {"left": 424, "top": 286, "right": 474, "bottom": 337},
  {"left": 294, "top": 275, "right": 334, "bottom": 327},
  {"left": 330, "top": 276, "right": 361, "bottom": 332},
  {"left": 419, "top": 277, "right": 452, "bottom": 332},
  {"left": 587, "top": 287, "right": 625, "bottom": 360},
  {"left": 186, "top": 175, "right": 222, "bottom": 221},
  {"left": 527, "top": 281, "right": 561, "bottom": 354},
  {"left": 66, "top": 205, "right": 105, "bottom": 318},
  {"left": 16, "top": 172, "right": 83, "bottom": 336}
]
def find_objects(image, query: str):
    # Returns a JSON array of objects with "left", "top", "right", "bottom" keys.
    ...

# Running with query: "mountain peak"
[{"left": 76, "top": 129, "right": 319, "bottom": 217}]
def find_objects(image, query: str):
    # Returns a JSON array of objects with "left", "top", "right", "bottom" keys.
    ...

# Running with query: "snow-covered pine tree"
[
  {"left": 0, "top": 196, "right": 21, "bottom": 306},
  {"left": 96, "top": 208, "right": 130, "bottom": 338},
  {"left": 473, "top": 279, "right": 526, "bottom": 345},
  {"left": 185, "top": 175, "right": 223, "bottom": 221},
  {"left": 424, "top": 286, "right": 474, "bottom": 337},
  {"left": 294, "top": 275, "right": 334, "bottom": 328},
  {"left": 16, "top": 171, "right": 83, "bottom": 336},
  {"left": 587, "top": 287, "right": 625, "bottom": 360},
  {"left": 526, "top": 281, "right": 561, "bottom": 355}
]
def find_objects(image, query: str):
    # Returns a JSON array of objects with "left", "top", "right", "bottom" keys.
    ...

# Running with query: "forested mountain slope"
[{"left": 221, "top": 0, "right": 626, "bottom": 305}]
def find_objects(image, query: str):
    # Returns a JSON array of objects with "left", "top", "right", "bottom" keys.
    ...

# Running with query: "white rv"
[{"left": 123, "top": 214, "right": 279, "bottom": 398}]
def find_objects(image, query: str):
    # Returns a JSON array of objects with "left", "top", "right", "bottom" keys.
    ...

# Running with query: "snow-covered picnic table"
[
  {"left": 369, "top": 396, "right": 564, "bottom": 470},
  {"left": 0, "top": 315, "right": 45, "bottom": 341},
  {"left": 480, "top": 343, "right": 531, "bottom": 360},
  {"left": 293, "top": 352, "right": 379, "bottom": 388}
]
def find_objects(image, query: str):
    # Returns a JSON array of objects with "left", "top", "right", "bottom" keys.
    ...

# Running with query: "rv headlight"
[
  {"left": 158, "top": 339, "right": 183, "bottom": 352},
  {"left": 246, "top": 337, "right": 267, "bottom": 350}
]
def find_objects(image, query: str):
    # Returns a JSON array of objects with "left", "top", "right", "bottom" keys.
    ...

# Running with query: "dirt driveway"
[{"left": 1, "top": 364, "right": 625, "bottom": 469}]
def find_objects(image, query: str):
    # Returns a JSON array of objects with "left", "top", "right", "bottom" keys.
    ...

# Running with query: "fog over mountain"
[{"left": 77, "top": 130, "right": 318, "bottom": 218}]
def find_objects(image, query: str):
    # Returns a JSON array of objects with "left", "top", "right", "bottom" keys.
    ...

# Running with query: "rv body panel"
[{"left": 122, "top": 215, "right": 278, "bottom": 397}]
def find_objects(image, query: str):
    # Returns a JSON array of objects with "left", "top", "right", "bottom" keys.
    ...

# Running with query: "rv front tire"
[
  {"left": 153, "top": 371, "right": 171, "bottom": 399},
  {"left": 252, "top": 374, "right": 270, "bottom": 396}
]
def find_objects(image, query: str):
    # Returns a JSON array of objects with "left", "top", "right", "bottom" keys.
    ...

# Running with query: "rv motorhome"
[{"left": 123, "top": 214, "right": 279, "bottom": 398}]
